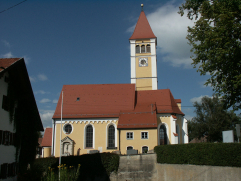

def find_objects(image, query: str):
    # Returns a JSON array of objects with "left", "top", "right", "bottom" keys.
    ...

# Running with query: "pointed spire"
[{"left": 129, "top": 6, "right": 156, "bottom": 40}]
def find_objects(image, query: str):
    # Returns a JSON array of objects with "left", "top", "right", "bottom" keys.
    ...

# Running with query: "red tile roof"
[
  {"left": 136, "top": 89, "right": 184, "bottom": 115},
  {"left": 53, "top": 84, "right": 184, "bottom": 129},
  {"left": 53, "top": 84, "right": 136, "bottom": 119},
  {"left": 118, "top": 103, "right": 157, "bottom": 129},
  {"left": 175, "top": 99, "right": 181, "bottom": 103},
  {"left": 0, "top": 58, "right": 21, "bottom": 73},
  {"left": 129, "top": 11, "right": 156, "bottom": 40},
  {"left": 41, "top": 128, "right": 52, "bottom": 147}
]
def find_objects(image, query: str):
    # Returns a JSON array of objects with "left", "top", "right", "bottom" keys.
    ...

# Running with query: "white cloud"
[
  {"left": 3, "top": 52, "right": 14, "bottom": 58},
  {"left": 38, "top": 74, "right": 48, "bottom": 81},
  {"left": 29, "top": 76, "right": 36, "bottom": 82},
  {"left": 2, "top": 40, "right": 10, "bottom": 47},
  {"left": 23, "top": 55, "right": 30, "bottom": 64},
  {"left": 39, "top": 109, "right": 54, "bottom": 128},
  {"left": 127, "top": 2, "right": 196, "bottom": 68},
  {"left": 185, "top": 114, "right": 193, "bottom": 120},
  {"left": 199, "top": 80, "right": 211, "bottom": 88},
  {"left": 35, "top": 90, "right": 50, "bottom": 94},
  {"left": 190, "top": 95, "right": 211, "bottom": 103},
  {"left": 53, "top": 99, "right": 58, "bottom": 104},
  {"left": 40, "top": 98, "right": 51, "bottom": 103}
]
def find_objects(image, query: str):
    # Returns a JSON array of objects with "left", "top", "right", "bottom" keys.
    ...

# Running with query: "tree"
[
  {"left": 188, "top": 95, "right": 241, "bottom": 142},
  {"left": 179, "top": 0, "right": 241, "bottom": 110}
]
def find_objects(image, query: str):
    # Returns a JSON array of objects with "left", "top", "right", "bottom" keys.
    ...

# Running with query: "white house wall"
[{"left": 0, "top": 71, "right": 17, "bottom": 181}]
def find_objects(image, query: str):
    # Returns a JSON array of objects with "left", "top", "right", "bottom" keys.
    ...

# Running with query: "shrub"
[
  {"left": 154, "top": 143, "right": 241, "bottom": 167},
  {"left": 22, "top": 153, "right": 119, "bottom": 181}
]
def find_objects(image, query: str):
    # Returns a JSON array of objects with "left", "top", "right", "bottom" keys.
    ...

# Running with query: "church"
[{"left": 51, "top": 6, "right": 188, "bottom": 157}]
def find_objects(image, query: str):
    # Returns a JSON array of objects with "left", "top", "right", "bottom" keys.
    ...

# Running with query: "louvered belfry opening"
[
  {"left": 136, "top": 45, "right": 140, "bottom": 53},
  {"left": 141, "top": 45, "right": 145, "bottom": 53},
  {"left": 146, "top": 44, "right": 151, "bottom": 52}
]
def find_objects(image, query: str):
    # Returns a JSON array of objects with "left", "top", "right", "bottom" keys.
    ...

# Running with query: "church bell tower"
[{"left": 129, "top": 4, "right": 158, "bottom": 91}]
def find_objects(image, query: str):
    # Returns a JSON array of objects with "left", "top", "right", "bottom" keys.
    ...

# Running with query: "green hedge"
[
  {"left": 19, "top": 153, "right": 119, "bottom": 181},
  {"left": 154, "top": 143, "right": 241, "bottom": 167}
]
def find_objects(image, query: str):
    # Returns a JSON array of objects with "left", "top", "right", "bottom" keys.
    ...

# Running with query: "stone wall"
[{"left": 110, "top": 154, "right": 241, "bottom": 181}]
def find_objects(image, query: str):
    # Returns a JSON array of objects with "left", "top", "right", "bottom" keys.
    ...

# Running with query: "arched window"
[
  {"left": 159, "top": 124, "right": 167, "bottom": 145},
  {"left": 146, "top": 44, "right": 151, "bottom": 53},
  {"left": 127, "top": 146, "right": 133, "bottom": 150},
  {"left": 136, "top": 45, "right": 140, "bottom": 53},
  {"left": 108, "top": 125, "right": 115, "bottom": 148},
  {"left": 176, "top": 124, "right": 180, "bottom": 144},
  {"left": 142, "top": 146, "right": 148, "bottom": 153},
  {"left": 86, "top": 125, "right": 93, "bottom": 148},
  {"left": 141, "top": 45, "right": 145, "bottom": 53}
]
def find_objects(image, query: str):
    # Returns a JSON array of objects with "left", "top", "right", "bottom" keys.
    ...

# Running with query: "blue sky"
[{"left": 0, "top": 0, "right": 216, "bottom": 129}]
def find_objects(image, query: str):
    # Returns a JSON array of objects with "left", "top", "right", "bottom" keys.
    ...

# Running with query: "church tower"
[{"left": 129, "top": 5, "right": 157, "bottom": 91}]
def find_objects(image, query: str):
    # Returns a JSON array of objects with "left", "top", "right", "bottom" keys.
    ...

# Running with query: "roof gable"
[
  {"left": 129, "top": 11, "right": 156, "bottom": 40},
  {"left": 41, "top": 128, "right": 52, "bottom": 147},
  {"left": 0, "top": 58, "right": 21, "bottom": 73}
]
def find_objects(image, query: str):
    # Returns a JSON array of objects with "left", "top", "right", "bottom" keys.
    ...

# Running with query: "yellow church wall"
[
  {"left": 156, "top": 115, "right": 172, "bottom": 144},
  {"left": 136, "top": 79, "right": 152, "bottom": 90},
  {"left": 43, "top": 147, "right": 51, "bottom": 158},
  {"left": 119, "top": 129, "right": 157, "bottom": 154},
  {"left": 177, "top": 103, "right": 181, "bottom": 111},
  {"left": 54, "top": 120, "right": 119, "bottom": 157}
]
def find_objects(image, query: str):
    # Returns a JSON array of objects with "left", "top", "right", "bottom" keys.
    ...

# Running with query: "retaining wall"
[{"left": 110, "top": 154, "right": 241, "bottom": 181}]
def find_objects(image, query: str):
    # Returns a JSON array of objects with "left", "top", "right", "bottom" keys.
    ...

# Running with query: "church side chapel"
[{"left": 52, "top": 5, "right": 188, "bottom": 157}]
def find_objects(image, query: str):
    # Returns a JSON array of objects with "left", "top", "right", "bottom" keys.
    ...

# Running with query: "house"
[
  {"left": 0, "top": 58, "right": 43, "bottom": 180},
  {"left": 51, "top": 6, "right": 188, "bottom": 157},
  {"left": 41, "top": 128, "right": 52, "bottom": 158}
]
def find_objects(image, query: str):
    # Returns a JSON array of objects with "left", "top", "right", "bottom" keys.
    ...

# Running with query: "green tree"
[
  {"left": 188, "top": 95, "right": 241, "bottom": 142},
  {"left": 179, "top": 0, "right": 241, "bottom": 110}
]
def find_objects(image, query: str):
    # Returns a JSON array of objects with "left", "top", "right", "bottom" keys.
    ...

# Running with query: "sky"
[{"left": 0, "top": 0, "right": 217, "bottom": 130}]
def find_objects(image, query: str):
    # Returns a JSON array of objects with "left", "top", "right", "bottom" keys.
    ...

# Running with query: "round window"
[{"left": 64, "top": 124, "right": 72, "bottom": 134}]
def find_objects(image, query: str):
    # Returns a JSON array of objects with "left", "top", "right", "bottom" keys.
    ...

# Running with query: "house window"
[
  {"left": 1, "top": 163, "right": 8, "bottom": 179},
  {"left": 3, "top": 131, "right": 9, "bottom": 145},
  {"left": 86, "top": 125, "right": 93, "bottom": 148},
  {"left": 108, "top": 125, "right": 115, "bottom": 148},
  {"left": 0, "top": 130, "right": 2, "bottom": 145},
  {"left": 126, "top": 132, "right": 133, "bottom": 140},
  {"left": 159, "top": 124, "right": 167, "bottom": 145},
  {"left": 136, "top": 45, "right": 140, "bottom": 53},
  {"left": 2, "top": 95, "right": 9, "bottom": 111},
  {"left": 142, "top": 146, "right": 148, "bottom": 153},
  {"left": 141, "top": 132, "right": 148, "bottom": 139},
  {"left": 141, "top": 45, "right": 145, "bottom": 53},
  {"left": 127, "top": 146, "right": 133, "bottom": 150},
  {"left": 64, "top": 124, "right": 72, "bottom": 134},
  {"left": 146, "top": 44, "right": 151, "bottom": 53}
]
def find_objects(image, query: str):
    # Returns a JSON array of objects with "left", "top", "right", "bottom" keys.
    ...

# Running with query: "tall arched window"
[
  {"left": 141, "top": 45, "right": 145, "bottom": 53},
  {"left": 136, "top": 45, "right": 140, "bottom": 53},
  {"left": 146, "top": 44, "right": 151, "bottom": 53},
  {"left": 159, "top": 124, "right": 167, "bottom": 145},
  {"left": 176, "top": 124, "right": 180, "bottom": 144},
  {"left": 86, "top": 125, "right": 93, "bottom": 148},
  {"left": 108, "top": 125, "right": 115, "bottom": 148}
]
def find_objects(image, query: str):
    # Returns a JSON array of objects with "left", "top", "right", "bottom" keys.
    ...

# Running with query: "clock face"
[{"left": 139, "top": 58, "right": 148, "bottom": 67}]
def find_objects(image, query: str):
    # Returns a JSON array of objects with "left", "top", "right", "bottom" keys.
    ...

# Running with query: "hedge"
[
  {"left": 19, "top": 153, "right": 119, "bottom": 181},
  {"left": 154, "top": 143, "right": 241, "bottom": 167}
]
